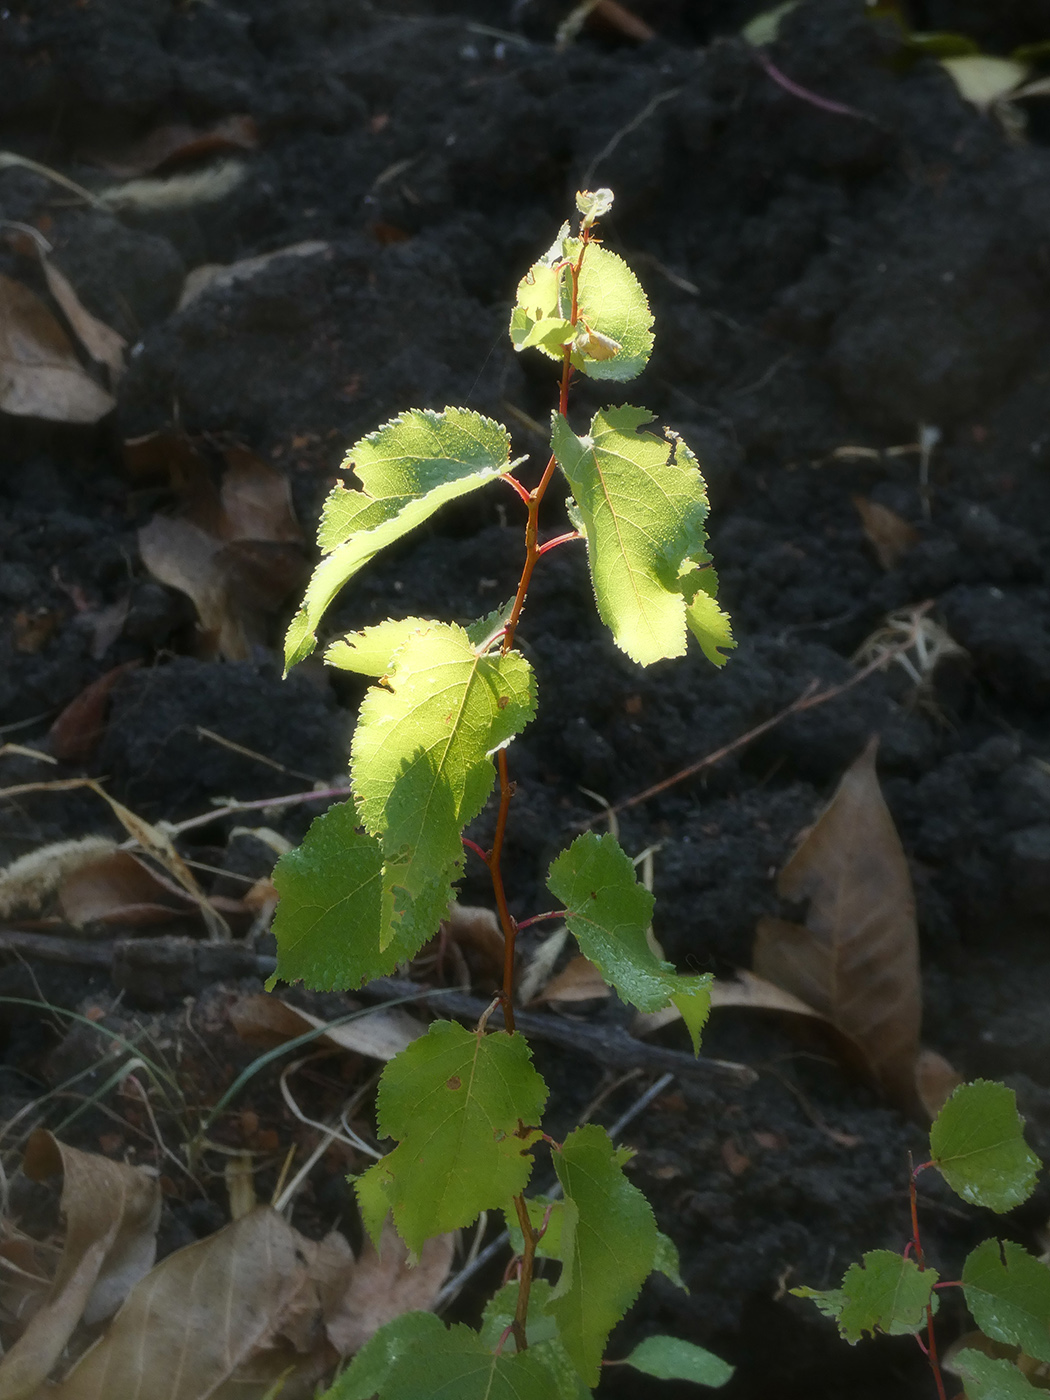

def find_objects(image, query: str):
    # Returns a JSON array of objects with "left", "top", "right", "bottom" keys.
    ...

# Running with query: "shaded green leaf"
[
  {"left": 654, "top": 1230, "right": 688, "bottom": 1292},
  {"left": 547, "top": 832, "right": 712, "bottom": 1051},
  {"left": 285, "top": 408, "right": 513, "bottom": 669},
  {"left": 352, "top": 622, "right": 535, "bottom": 910},
  {"left": 930, "top": 1081, "right": 1040, "bottom": 1213},
  {"left": 547, "top": 1124, "right": 659, "bottom": 1386},
  {"left": 320, "top": 1311, "right": 444, "bottom": 1400},
  {"left": 481, "top": 1283, "right": 589, "bottom": 1400},
  {"left": 384, "top": 1322, "right": 558, "bottom": 1400},
  {"left": 325, "top": 617, "right": 430, "bottom": 676},
  {"left": 551, "top": 408, "right": 733, "bottom": 667},
  {"left": 268, "top": 803, "right": 448, "bottom": 990},
  {"left": 357, "top": 1020, "right": 547, "bottom": 1251},
  {"left": 962, "top": 1240, "right": 1050, "bottom": 1364},
  {"left": 954, "top": 1349, "right": 1046, "bottom": 1399},
  {"left": 792, "top": 1250, "right": 937, "bottom": 1343},
  {"left": 623, "top": 1335, "right": 734, "bottom": 1388}
]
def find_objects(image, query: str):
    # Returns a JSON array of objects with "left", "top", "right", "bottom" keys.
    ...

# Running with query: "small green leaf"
[
  {"left": 930, "top": 1081, "right": 1040, "bottom": 1213},
  {"left": 904, "top": 30, "right": 981, "bottom": 58},
  {"left": 623, "top": 1335, "right": 734, "bottom": 1388},
  {"left": 285, "top": 408, "right": 513, "bottom": 669},
  {"left": 741, "top": 0, "right": 801, "bottom": 45},
  {"left": 682, "top": 567, "right": 735, "bottom": 668},
  {"left": 511, "top": 262, "right": 570, "bottom": 357},
  {"left": 547, "top": 1123, "right": 659, "bottom": 1386},
  {"left": 551, "top": 408, "right": 730, "bottom": 666},
  {"left": 547, "top": 832, "right": 712, "bottom": 1051},
  {"left": 576, "top": 188, "right": 614, "bottom": 228},
  {"left": 505, "top": 1196, "right": 565, "bottom": 1261},
  {"left": 481, "top": 1284, "right": 589, "bottom": 1400},
  {"left": 352, "top": 622, "right": 536, "bottom": 906},
  {"left": 383, "top": 1322, "right": 559, "bottom": 1400},
  {"left": 962, "top": 1240, "right": 1050, "bottom": 1364},
  {"left": 792, "top": 1250, "right": 938, "bottom": 1343},
  {"left": 953, "top": 1349, "right": 1046, "bottom": 1399},
  {"left": 357, "top": 1020, "right": 547, "bottom": 1251},
  {"left": 465, "top": 598, "right": 514, "bottom": 651},
  {"left": 320, "top": 1311, "right": 445, "bottom": 1400},
  {"left": 325, "top": 618, "right": 430, "bottom": 676},
  {"left": 940, "top": 55, "right": 1027, "bottom": 111},
  {"left": 570, "top": 241, "right": 653, "bottom": 382},
  {"left": 654, "top": 1231, "right": 688, "bottom": 1292},
  {"left": 269, "top": 803, "right": 447, "bottom": 990}
]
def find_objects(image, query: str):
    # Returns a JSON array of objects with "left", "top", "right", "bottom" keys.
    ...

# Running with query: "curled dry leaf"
[
  {"left": 177, "top": 239, "right": 330, "bottom": 310},
  {"left": 57, "top": 849, "right": 197, "bottom": 928},
  {"left": 537, "top": 953, "right": 612, "bottom": 1004},
  {"left": 914, "top": 1046, "right": 963, "bottom": 1121},
  {"left": 48, "top": 661, "right": 140, "bottom": 764},
  {"left": 229, "top": 994, "right": 425, "bottom": 1061},
  {"left": 633, "top": 968, "right": 822, "bottom": 1038},
  {"left": 441, "top": 902, "right": 505, "bottom": 985},
  {"left": 0, "top": 837, "right": 117, "bottom": 918},
  {"left": 325, "top": 1215, "right": 455, "bottom": 1356},
  {"left": 753, "top": 737, "right": 922, "bottom": 1111},
  {"left": 85, "top": 114, "right": 258, "bottom": 179},
  {"left": 0, "top": 273, "right": 114, "bottom": 423},
  {"left": 45, "top": 1207, "right": 353, "bottom": 1400},
  {"left": 0, "top": 1130, "right": 161, "bottom": 1400},
  {"left": 852, "top": 496, "right": 919, "bottom": 571},
  {"left": 138, "top": 514, "right": 252, "bottom": 660},
  {"left": 219, "top": 445, "right": 303, "bottom": 544},
  {"left": 37, "top": 256, "right": 126, "bottom": 380}
]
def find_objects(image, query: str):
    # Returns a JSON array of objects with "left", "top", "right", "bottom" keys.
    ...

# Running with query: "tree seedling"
[
  {"left": 795, "top": 1079, "right": 1047, "bottom": 1399},
  {"left": 269, "top": 189, "right": 736, "bottom": 1397}
]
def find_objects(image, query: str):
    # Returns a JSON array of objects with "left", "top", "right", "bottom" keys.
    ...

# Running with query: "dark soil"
[{"left": 3, "top": 1, "right": 1050, "bottom": 1396}]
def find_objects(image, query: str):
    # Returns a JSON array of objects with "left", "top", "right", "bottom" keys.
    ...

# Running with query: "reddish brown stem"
[
  {"left": 515, "top": 909, "right": 566, "bottom": 931},
  {"left": 909, "top": 1157, "right": 948, "bottom": 1400},
  {"left": 536, "top": 529, "right": 582, "bottom": 557},
  {"left": 511, "top": 1192, "right": 539, "bottom": 1351}
]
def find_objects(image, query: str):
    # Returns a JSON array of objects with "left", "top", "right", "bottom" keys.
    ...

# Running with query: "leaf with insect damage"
[
  {"left": 285, "top": 409, "right": 515, "bottom": 670},
  {"left": 551, "top": 408, "right": 732, "bottom": 667},
  {"left": 753, "top": 737, "right": 922, "bottom": 1111},
  {"left": 962, "top": 1239, "right": 1050, "bottom": 1364},
  {"left": 792, "top": 1250, "right": 938, "bottom": 1344},
  {"left": 547, "top": 832, "right": 711, "bottom": 1052},
  {"left": 355, "top": 1020, "right": 547, "bottom": 1253}
]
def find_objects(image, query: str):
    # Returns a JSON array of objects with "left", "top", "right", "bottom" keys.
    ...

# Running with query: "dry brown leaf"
[
  {"left": 229, "top": 994, "right": 425, "bottom": 1061},
  {"left": 0, "top": 837, "right": 117, "bottom": 918},
  {"left": 45, "top": 1207, "right": 352, "bottom": 1400},
  {"left": 0, "top": 1131, "right": 161, "bottom": 1400},
  {"left": 48, "top": 661, "right": 140, "bottom": 764},
  {"left": 853, "top": 495, "right": 919, "bottom": 571},
  {"left": 914, "top": 1046, "right": 963, "bottom": 1121},
  {"left": 325, "top": 1216, "right": 455, "bottom": 1357},
  {"left": 178, "top": 240, "right": 330, "bottom": 310},
  {"left": 86, "top": 115, "right": 258, "bottom": 178},
  {"left": 753, "top": 737, "right": 922, "bottom": 1110},
  {"left": 518, "top": 925, "right": 569, "bottom": 1005},
  {"left": 138, "top": 514, "right": 251, "bottom": 660},
  {"left": 537, "top": 954, "right": 612, "bottom": 1004},
  {"left": 219, "top": 445, "right": 303, "bottom": 543},
  {"left": 38, "top": 257, "right": 126, "bottom": 380},
  {"left": 57, "top": 850, "right": 196, "bottom": 928},
  {"left": 633, "top": 969, "right": 822, "bottom": 1038},
  {"left": 0, "top": 274, "right": 114, "bottom": 423},
  {"left": 442, "top": 903, "right": 505, "bottom": 985}
]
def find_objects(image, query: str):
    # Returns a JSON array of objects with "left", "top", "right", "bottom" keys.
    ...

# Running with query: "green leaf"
[
  {"left": 547, "top": 832, "right": 712, "bottom": 1051},
  {"left": 356, "top": 1020, "right": 548, "bottom": 1251},
  {"left": 383, "top": 1322, "right": 559, "bottom": 1400},
  {"left": 654, "top": 1230, "right": 688, "bottom": 1292},
  {"left": 741, "top": 0, "right": 801, "bottom": 45},
  {"left": 940, "top": 55, "right": 1027, "bottom": 111},
  {"left": 481, "top": 1283, "right": 590, "bottom": 1400},
  {"left": 268, "top": 803, "right": 448, "bottom": 990},
  {"left": 465, "top": 598, "right": 515, "bottom": 650},
  {"left": 953, "top": 1349, "right": 1046, "bottom": 1400},
  {"left": 285, "top": 408, "right": 514, "bottom": 669},
  {"left": 930, "top": 1081, "right": 1040, "bottom": 1213},
  {"left": 576, "top": 188, "right": 614, "bottom": 229},
  {"left": 962, "top": 1240, "right": 1050, "bottom": 1364},
  {"left": 623, "top": 1335, "right": 734, "bottom": 1388},
  {"left": 320, "top": 1311, "right": 444, "bottom": 1400},
  {"left": 551, "top": 408, "right": 733, "bottom": 667},
  {"left": 571, "top": 241, "right": 654, "bottom": 382},
  {"left": 682, "top": 567, "right": 735, "bottom": 669},
  {"left": 325, "top": 618, "right": 430, "bottom": 675},
  {"left": 547, "top": 1123, "right": 659, "bottom": 1386},
  {"left": 792, "top": 1250, "right": 937, "bottom": 1343},
  {"left": 352, "top": 622, "right": 535, "bottom": 909}
]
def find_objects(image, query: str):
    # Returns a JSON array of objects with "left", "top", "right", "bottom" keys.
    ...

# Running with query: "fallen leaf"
[
  {"left": 634, "top": 968, "right": 821, "bottom": 1037},
  {"left": 914, "top": 1047, "right": 963, "bottom": 1121},
  {"left": 325, "top": 1216, "right": 455, "bottom": 1356},
  {"left": 57, "top": 849, "right": 196, "bottom": 928},
  {"left": 219, "top": 445, "right": 303, "bottom": 544},
  {"left": 0, "top": 1131, "right": 161, "bottom": 1400},
  {"left": 45, "top": 1207, "right": 351, "bottom": 1400},
  {"left": 0, "top": 273, "right": 114, "bottom": 423},
  {"left": 442, "top": 903, "right": 505, "bottom": 985},
  {"left": 177, "top": 240, "right": 330, "bottom": 310},
  {"left": 853, "top": 496, "right": 919, "bottom": 571},
  {"left": 720, "top": 1139, "right": 751, "bottom": 1176},
  {"left": 517, "top": 925, "right": 569, "bottom": 1005},
  {"left": 38, "top": 256, "right": 126, "bottom": 380},
  {"left": 0, "top": 837, "right": 117, "bottom": 918},
  {"left": 48, "top": 662, "right": 140, "bottom": 764},
  {"left": 85, "top": 115, "right": 258, "bottom": 178},
  {"left": 229, "top": 995, "right": 426, "bottom": 1062},
  {"left": 536, "top": 954, "right": 612, "bottom": 1004},
  {"left": 12, "top": 608, "right": 60, "bottom": 653},
  {"left": 753, "top": 738, "right": 922, "bottom": 1111},
  {"left": 138, "top": 514, "right": 251, "bottom": 660}
]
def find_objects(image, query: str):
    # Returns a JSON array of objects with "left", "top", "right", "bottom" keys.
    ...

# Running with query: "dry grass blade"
[
  {"left": 753, "top": 737, "right": 922, "bottom": 1111},
  {"left": 0, "top": 274, "right": 114, "bottom": 423},
  {"left": 45, "top": 1207, "right": 352, "bottom": 1400},
  {"left": 0, "top": 1131, "right": 161, "bottom": 1400},
  {"left": 230, "top": 994, "right": 424, "bottom": 1062}
]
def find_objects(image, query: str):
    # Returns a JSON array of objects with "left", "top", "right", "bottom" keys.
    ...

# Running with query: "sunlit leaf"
[
  {"left": 356, "top": 1021, "right": 547, "bottom": 1251},
  {"left": 792, "top": 1250, "right": 937, "bottom": 1343},
  {"left": 930, "top": 1081, "right": 1040, "bottom": 1213},
  {"left": 551, "top": 408, "right": 732, "bottom": 667},
  {"left": 962, "top": 1240, "right": 1050, "bottom": 1365},
  {"left": 325, "top": 618, "right": 430, "bottom": 675},
  {"left": 547, "top": 1124, "right": 659, "bottom": 1385},
  {"left": 569, "top": 241, "right": 654, "bottom": 382},
  {"left": 285, "top": 408, "right": 514, "bottom": 669},
  {"left": 547, "top": 832, "right": 711, "bottom": 1051},
  {"left": 623, "top": 1335, "right": 734, "bottom": 1387},
  {"left": 953, "top": 1349, "right": 1046, "bottom": 1399},
  {"left": 576, "top": 188, "right": 614, "bottom": 228}
]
